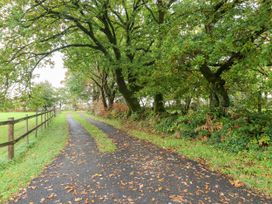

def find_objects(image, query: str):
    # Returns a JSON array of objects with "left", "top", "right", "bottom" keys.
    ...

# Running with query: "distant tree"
[
  {"left": 55, "top": 87, "right": 69, "bottom": 110},
  {"left": 28, "top": 81, "right": 56, "bottom": 111}
]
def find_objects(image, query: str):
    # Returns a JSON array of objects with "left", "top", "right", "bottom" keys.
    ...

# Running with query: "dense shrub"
[
  {"left": 91, "top": 101, "right": 129, "bottom": 118},
  {"left": 155, "top": 109, "right": 208, "bottom": 137},
  {"left": 155, "top": 109, "right": 272, "bottom": 152}
]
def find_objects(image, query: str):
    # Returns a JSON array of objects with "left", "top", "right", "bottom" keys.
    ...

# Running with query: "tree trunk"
[
  {"left": 92, "top": 85, "right": 100, "bottom": 102},
  {"left": 209, "top": 88, "right": 219, "bottom": 110},
  {"left": 209, "top": 79, "right": 230, "bottom": 112},
  {"left": 153, "top": 1, "right": 167, "bottom": 114},
  {"left": 183, "top": 97, "right": 192, "bottom": 114},
  {"left": 106, "top": 88, "right": 115, "bottom": 110},
  {"left": 257, "top": 90, "right": 262, "bottom": 113},
  {"left": 108, "top": 96, "right": 115, "bottom": 110},
  {"left": 105, "top": 84, "right": 115, "bottom": 110},
  {"left": 154, "top": 93, "right": 165, "bottom": 113},
  {"left": 104, "top": 80, "right": 116, "bottom": 110},
  {"left": 200, "top": 65, "right": 230, "bottom": 113},
  {"left": 115, "top": 68, "right": 141, "bottom": 113},
  {"left": 175, "top": 99, "right": 181, "bottom": 107},
  {"left": 100, "top": 87, "right": 108, "bottom": 111}
]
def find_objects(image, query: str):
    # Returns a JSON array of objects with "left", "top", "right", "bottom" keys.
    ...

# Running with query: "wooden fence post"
[
  {"left": 46, "top": 112, "right": 48, "bottom": 127},
  {"left": 44, "top": 112, "right": 46, "bottom": 128},
  {"left": 46, "top": 111, "right": 48, "bottom": 127},
  {"left": 41, "top": 113, "right": 43, "bottom": 129},
  {"left": 26, "top": 114, "right": 29, "bottom": 144},
  {"left": 47, "top": 112, "right": 49, "bottom": 126},
  {"left": 49, "top": 111, "right": 50, "bottom": 123},
  {"left": 8, "top": 117, "right": 14, "bottom": 160},
  {"left": 35, "top": 112, "right": 38, "bottom": 137}
]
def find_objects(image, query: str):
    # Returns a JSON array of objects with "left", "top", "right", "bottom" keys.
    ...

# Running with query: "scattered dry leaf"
[
  {"left": 169, "top": 195, "right": 185, "bottom": 203},
  {"left": 230, "top": 180, "right": 245, "bottom": 188},
  {"left": 75, "top": 197, "right": 83, "bottom": 202}
]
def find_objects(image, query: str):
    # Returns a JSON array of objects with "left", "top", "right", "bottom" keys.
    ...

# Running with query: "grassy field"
[
  {"left": 0, "top": 112, "right": 45, "bottom": 160},
  {"left": 0, "top": 112, "right": 35, "bottom": 121},
  {"left": 0, "top": 112, "right": 69, "bottom": 202},
  {"left": 0, "top": 112, "right": 36, "bottom": 143},
  {"left": 86, "top": 113, "right": 272, "bottom": 197},
  {"left": 72, "top": 112, "right": 117, "bottom": 153}
]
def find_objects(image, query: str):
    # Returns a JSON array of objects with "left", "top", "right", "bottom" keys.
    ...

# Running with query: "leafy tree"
[
  {"left": 55, "top": 87, "right": 69, "bottom": 110},
  {"left": 168, "top": 0, "right": 272, "bottom": 113},
  {"left": 63, "top": 48, "right": 116, "bottom": 110},
  {"left": 1, "top": 0, "right": 157, "bottom": 113},
  {"left": 0, "top": 0, "right": 271, "bottom": 117},
  {"left": 28, "top": 81, "right": 56, "bottom": 111}
]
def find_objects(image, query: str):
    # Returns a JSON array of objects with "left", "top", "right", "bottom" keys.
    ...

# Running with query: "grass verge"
[
  {"left": 86, "top": 113, "right": 272, "bottom": 197},
  {"left": 71, "top": 112, "right": 116, "bottom": 153},
  {"left": 0, "top": 113, "right": 69, "bottom": 203}
]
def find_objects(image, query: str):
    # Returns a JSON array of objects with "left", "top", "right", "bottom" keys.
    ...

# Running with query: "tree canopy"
[{"left": 0, "top": 0, "right": 271, "bottom": 115}]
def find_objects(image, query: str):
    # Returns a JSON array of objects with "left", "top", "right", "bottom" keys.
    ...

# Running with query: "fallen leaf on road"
[
  {"left": 40, "top": 198, "right": 46, "bottom": 203},
  {"left": 169, "top": 195, "right": 185, "bottom": 203},
  {"left": 47, "top": 193, "right": 57, "bottom": 199},
  {"left": 92, "top": 173, "right": 102, "bottom": 178},
  {"left": 139, "top": 184, "right": 144, "bottom": 189},
  {"left": 75, "top": 198, "right": 83, "bottom": 202},
  {"left": 230, "top": 179, "right": 245, "bottom": 188}
]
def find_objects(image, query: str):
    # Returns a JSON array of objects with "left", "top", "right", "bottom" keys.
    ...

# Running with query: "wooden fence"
[{"left": 0, "top": 109, "right": 56, "bottom": 160}]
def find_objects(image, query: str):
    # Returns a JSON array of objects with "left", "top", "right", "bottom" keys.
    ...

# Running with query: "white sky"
[{"left": 32, "top": 52, "right": 67, "bottom": 88}]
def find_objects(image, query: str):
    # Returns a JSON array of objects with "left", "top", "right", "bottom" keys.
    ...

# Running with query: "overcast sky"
[{"left": 32, "top": 52, "right": 67, "bottom": 88}]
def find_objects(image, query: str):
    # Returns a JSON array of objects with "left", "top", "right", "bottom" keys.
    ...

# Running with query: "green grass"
[
  {"left": 86, "top": 113, "right": 272, "bottom": 197},
  {"left": 71, "top": 112, "right": 116, "bottom": 153},
  {"left": 0, "top": 112, "right": 36, "bottom": 143},
  {"left": 0, "top": 113, "right": 69, "bottom": 203},
  {"left": 0, "top": 112, "right": 35, "bottom": 121},
  {"left": 0, "top": 112, "right": 49, "bottom": 160}
]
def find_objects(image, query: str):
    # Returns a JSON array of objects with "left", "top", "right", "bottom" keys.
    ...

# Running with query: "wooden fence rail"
[{"left": 0, "top": 109, "right": 56, "bottom": 160}]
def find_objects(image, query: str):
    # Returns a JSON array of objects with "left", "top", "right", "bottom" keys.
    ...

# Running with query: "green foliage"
[
  {"left": 155, "top": 110, "right": 208, "bottom": 137},
  {"left": 155, "top": 109, "right": 272, "bottom": 153},
  {"left": 0, "top": 99, "right": 14, "bottom": 111},
  {"left": 1, "top": 0, "right": 271, "bottom": 114},
  {"left": 28, "top": 81, "right": 57, "bottom": 110},
  {"left": 216, "top": 111, "right": 272, "bottom": 152},
  {"left": 65, "top": 73, "right": 90, "bottom": 101}
]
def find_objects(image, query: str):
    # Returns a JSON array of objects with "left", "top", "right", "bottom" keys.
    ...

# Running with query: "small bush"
[
  {"left": 91, "top": 100, "right": 109, "bottom": 117},
  {"left": 109, "top": 103, "right": 129, "bottom": 118},
  {"left": 91, "top": 102, "right": 129, "bottom": 118}
]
